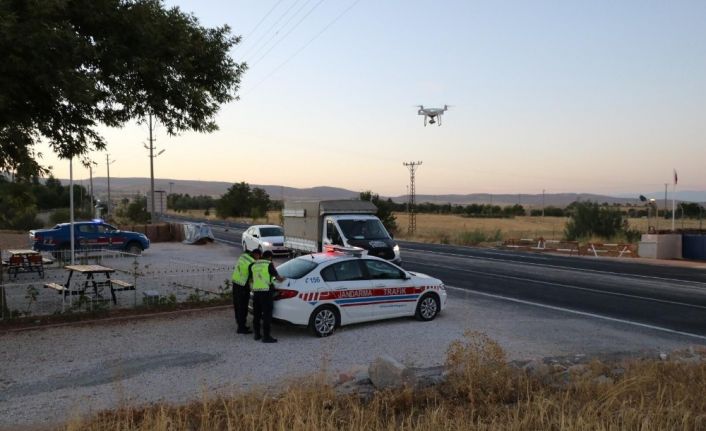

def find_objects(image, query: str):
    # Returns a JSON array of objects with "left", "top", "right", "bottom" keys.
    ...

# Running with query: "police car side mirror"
[{"left": 403, "top": 273, "right": 411, "bottom": 280}]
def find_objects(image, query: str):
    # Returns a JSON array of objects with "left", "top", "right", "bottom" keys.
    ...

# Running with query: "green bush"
[
  {"left": 564, "top": 201, "right": 624, "bottom": 241},
  {"left": 50, "top": 208, "right": 93, "bottom": 225},
  {"left": 457, "top": 229, "right": 502, "bottom": 245}
]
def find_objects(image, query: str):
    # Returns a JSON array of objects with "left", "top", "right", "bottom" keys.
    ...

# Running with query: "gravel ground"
[
  {"left": 1, "top": 242, "right": 238, "bottom": 317},
  {"left": 1, "top": 287, "right": 701, "bottom": 429}
]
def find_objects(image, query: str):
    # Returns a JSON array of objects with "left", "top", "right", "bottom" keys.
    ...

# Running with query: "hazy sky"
[{"left": 41, "top": 0, "right": 706, "bottom": 196}]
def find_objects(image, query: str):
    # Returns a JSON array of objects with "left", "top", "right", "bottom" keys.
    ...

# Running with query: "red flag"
[{"left": 673, "top": 169, "right": 678, "bottom": 186}]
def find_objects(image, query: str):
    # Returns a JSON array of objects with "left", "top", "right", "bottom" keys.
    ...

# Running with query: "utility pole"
[
  {"left": 106, "top": 154, "right": 115, "bottom": 216},
  {"left": 89, "top": 163, "right": 94, "bottom": 214},
  {"left": 169, "top": 181, "right": 174, "bottom": 195},
  {"left": 403, "top": 161, "right": 422, "bottom": 234},
  {"left": 542, "top": 189, "right": 545, "bottom": 218},
  {"left": 145, "top": 113, "right": 165, "bottom": 224}
]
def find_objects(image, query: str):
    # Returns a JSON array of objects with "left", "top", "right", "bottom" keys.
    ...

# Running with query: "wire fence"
[{"left": 0, "top": 248, "right": 233, "bottom": 321}]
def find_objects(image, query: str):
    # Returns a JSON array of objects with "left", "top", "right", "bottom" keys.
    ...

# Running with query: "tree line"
[{"left": 0, "top": 175, "right": 91, "bottom": 230}]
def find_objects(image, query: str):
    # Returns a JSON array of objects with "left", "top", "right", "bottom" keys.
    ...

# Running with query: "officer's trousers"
[
  {"left": 233, "top": 284, "right": 251, "bottom": 331},
  {"left": 252, "top": 290, "right": 273, "bottom": 338}
]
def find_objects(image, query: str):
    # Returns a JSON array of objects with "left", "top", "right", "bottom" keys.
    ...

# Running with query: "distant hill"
[
  {"left": 70, "top": 177, "right": 359, "bottom": 201},
  {"left": 61, "top": 177, "right": 703, "bottom": 207}
]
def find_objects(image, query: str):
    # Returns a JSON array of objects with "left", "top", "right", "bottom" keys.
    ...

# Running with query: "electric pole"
[
  {"left": 542, "top": 189, "right": 545, "bottom": 218},
  {"left": 106, "top": 154, "right": 115, "bottom": 216},
  {"left": 403, "top": 161, "right": 422, "bottom": 234},
  {"left": 89, "top": 163, "right": 94, "bottom": 214},
  {"left": 145, "top": 113, "right": 165, "bottom": 223}
]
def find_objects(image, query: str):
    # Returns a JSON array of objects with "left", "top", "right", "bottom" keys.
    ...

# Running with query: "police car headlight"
[{"left": 262, "top": 241, "right": 272, "bottom": 246}]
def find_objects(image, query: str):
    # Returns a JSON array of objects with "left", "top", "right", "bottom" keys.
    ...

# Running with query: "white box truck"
[{"left": 283, "top": 200, "right": 401, "bottom": 264}]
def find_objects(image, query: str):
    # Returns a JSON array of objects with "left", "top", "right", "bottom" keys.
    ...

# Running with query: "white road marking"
[{"left": 445, "top": 285, "right": 706, "bottom": 341}]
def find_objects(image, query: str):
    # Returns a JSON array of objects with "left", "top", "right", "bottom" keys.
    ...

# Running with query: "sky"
[{"left": 40, "top": 0, "right": 706, "bottom": 197}]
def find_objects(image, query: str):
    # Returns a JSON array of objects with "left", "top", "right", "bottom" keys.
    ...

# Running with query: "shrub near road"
[{"left": 65, "top": 334, "right": 705, "bottom": 431}]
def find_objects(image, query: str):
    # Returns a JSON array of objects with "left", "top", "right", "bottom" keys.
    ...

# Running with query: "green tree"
[
  {"left": 360, "top": 191, "right": 398, "bottom": 233},
  {"left": 0, "top": 0, "right": 245, "bottom": 177},
  {"left": 216, "top": 182, "right": 252, "bottom": 218},
  {"left": 114, "top": 194, "right": 148, "bottom": 223},
  {"left": 249, "top": 187, "right": 270, "bottom": 219},
  {"left": 564, "top": 201, "right": 623, "bottom": 240},
  {"left": 0, "top": 179, "right": 41, "bottom": 230}
]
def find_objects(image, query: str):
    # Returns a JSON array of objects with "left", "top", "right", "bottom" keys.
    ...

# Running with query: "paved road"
[{"left": 165, "top": 216, "right": 706, "bottom": 337}]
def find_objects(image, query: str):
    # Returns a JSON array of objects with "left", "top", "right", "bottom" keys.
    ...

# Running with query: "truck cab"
[
  {"left": 322, "top": 215, "right": 400, "bottom": 263},
  {"left": 283, "top": 199, "right": 401, "bottom": 265}
]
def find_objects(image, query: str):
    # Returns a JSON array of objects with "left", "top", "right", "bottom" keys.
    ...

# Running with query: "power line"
[
  {"left": 240, "top": 0, "right": 305, "bottom": 60},
  {"left": 244, "top": 0, "right": 363, "bottom": 95},
  {"left": 233, "top": 0, "right": 285, "bottom": 52},
  {"left": 249, "top": 0, "right": 324, "bottom": 67}
]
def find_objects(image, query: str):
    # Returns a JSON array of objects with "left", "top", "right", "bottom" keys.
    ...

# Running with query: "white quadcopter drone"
[{"left": 417, "top": 105, "right": 449, "bottom": 126}]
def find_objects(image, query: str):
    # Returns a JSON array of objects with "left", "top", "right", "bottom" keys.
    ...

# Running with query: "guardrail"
[
  {"left": 502, "top": 238, "right": 635, "bottom": 258},
  {"left": 582, "top": 242, "right": 636, "bottom": 258}
]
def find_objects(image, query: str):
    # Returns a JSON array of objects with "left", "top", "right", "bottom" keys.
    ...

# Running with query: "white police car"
[{"left": 272, "top": 246, "right": 447, "bottom": 337}]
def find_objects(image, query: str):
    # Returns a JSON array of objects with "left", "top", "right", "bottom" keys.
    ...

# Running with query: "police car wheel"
[
  {"left": 415, "top": 293, "right": 440, "bottom": 321},
  {"left": 126, "top": 242, "right": 143, "bottom": 255},
  {"left": 309, "top": 305, "right": 339, "bottom": 337}
]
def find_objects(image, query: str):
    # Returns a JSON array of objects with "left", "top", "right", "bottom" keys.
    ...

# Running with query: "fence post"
[
  {"left": 132, "top": 255, "right": 139, "bottom": 307},
  {"left": 0, "top": 249, "right": 6, "bottom": 320}
]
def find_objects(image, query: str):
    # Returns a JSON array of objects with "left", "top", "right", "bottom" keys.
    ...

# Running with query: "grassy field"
[
  {"left": 393, "top": 212, "right": 705, "bottom": 244},
  {"left": 65, "top": 333, "right": 706, "bottom": 431},
  {"left": 165, "top": 209, "right": 705, "bottom": 245}
]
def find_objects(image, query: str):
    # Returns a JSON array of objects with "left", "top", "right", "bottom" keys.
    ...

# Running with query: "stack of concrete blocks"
[{"left": 638, "top": 234, "right": 682, "bottom": 259}]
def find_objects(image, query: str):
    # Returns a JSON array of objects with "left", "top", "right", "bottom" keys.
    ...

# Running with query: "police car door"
[
  {"left": 319, "top": 259, "right": 373, "bottom": 322},
  {"left": 362, "top": 259, "right": 415, "bottom": 318},
  {"left": 77, "top": 224, "right": 98, "bottom": 249}
]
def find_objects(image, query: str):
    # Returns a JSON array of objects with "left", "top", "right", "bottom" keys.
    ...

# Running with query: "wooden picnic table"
[
  {"left": 64, "top": 264, "right": 115, "bottom": 302},
  {"left": 4, "top": 249, "right": 44, "bottom": 279}
]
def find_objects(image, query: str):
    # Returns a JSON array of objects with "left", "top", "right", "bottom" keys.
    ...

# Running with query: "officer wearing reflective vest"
[
  {"left": 250, "top": 250, "right": 284, "bottom": 343},
  {"left": 231, "top": 248, "right": 261, "bottom": 334}
]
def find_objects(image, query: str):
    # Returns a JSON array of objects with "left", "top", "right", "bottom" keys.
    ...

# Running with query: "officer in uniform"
[
  {"left": 231, "top": 248, "right": 261, "bottom": 334},
  {"left": 250, "top": 250, "right": 284, "bottom": 343}
]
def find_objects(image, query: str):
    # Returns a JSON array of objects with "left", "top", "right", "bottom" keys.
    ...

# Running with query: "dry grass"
[
  {"left": 394, "top": 213, "right": 568, "bottom": 243},
  {"left": 165, "top": 210, "right": 281, "bottom": 225},
  {"left": 65, "top": 333, "right": 706, "bottom": 431},
  {"left": 393, "top": 213, "right": 705, "bottom": 245}
]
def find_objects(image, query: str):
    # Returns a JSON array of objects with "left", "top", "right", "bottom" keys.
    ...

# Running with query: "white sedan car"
[
  {"left": 241, "top": 225, "right": 289, "bottom": 256},
  {"left": 272, "top": 248, "right": 447, "bottom": 337}
]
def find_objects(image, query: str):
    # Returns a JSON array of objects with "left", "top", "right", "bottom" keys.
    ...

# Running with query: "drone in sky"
[{"left": 417, "top": 105, "right": 449, "bottom": 126}]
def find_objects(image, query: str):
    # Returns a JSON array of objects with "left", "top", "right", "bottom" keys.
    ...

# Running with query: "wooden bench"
[
  {"left": 110, "top": 279, "right": 135, "bottom": 291},
  {"left": 44, "top": 282, "right": 67, "bottom": 293},
  {"left": 108, "top": 279, "right": 135, "bottom": 305}
]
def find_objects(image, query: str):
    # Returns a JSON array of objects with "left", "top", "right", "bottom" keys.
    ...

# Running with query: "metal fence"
[{"left": 0, "top": 248, "right": 233, "bottom": 321}]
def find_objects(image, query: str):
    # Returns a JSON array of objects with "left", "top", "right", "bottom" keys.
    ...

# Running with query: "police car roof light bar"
[{"left": 323, "top": 244, "right": 365, "bottom": 257}]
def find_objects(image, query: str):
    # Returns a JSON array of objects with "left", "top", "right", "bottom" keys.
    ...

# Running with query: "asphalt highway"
[{"left": 164, "top": 216, "right": 706, "bottom": 337}]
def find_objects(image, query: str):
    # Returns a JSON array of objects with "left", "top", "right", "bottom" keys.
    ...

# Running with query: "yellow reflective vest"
[
  {"left": 231, "top": 253, "right": 255, "bottom": 287},
  {"left": 251, "top": 260, "right": 272, "bottom": 291}
]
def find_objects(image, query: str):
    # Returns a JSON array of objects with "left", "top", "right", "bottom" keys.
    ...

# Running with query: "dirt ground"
[{"left": 0, "top": 231, "right": 29, "bottom": 250}]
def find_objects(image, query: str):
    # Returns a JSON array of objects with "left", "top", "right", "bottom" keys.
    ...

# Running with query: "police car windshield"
[
  {"left": 337, "top": 219, "right": 389, "bottom": 240},
  {"left": 260, "top": 227, "right": 283, "bottom": 237},
  {"left": 276, "top": 258, "right": 318, "bottom": 279}
]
